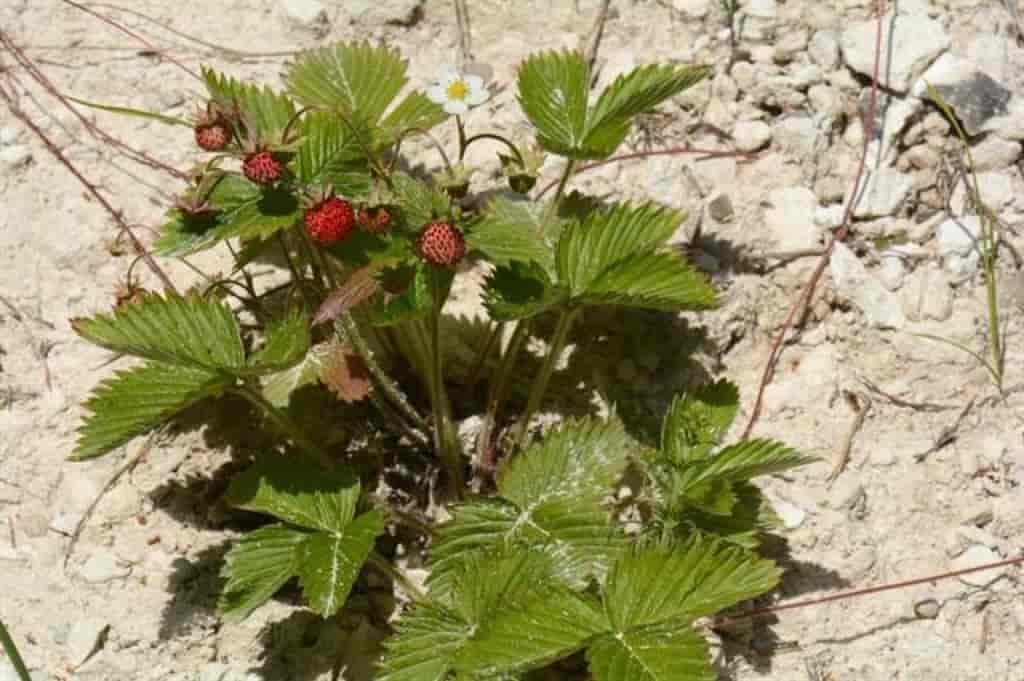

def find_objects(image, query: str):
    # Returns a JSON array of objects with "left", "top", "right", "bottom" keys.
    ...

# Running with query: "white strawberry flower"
[{"left": 426, "top": 64, "right": 491, "bottom": 115}]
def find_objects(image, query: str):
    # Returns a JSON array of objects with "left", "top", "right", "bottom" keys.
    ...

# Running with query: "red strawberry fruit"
[
  {"left": 305, "top": 197, "right": 355, "bottom": 245},
  {"left": 194, "top": 122, "right": 230, "bottom": 152},
  {"left": 243, "top": 151, "right": 284, "bottom": 185},
  {"left": 419, "top": 221, "right": 466, "bottom": 267}
]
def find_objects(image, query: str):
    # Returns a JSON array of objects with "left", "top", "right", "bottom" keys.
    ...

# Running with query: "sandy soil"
[{"left": 1, "top": 1, "right": 1022, "bottom": 680}]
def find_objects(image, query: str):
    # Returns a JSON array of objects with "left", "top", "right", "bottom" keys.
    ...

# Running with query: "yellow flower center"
[{"left": 446, "top": 79, "right": 469, "bottom": 101}]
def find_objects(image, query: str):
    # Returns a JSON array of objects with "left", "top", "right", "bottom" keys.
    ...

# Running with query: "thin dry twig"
[
  {"left": 856, "top": 374, "right": 955, "bottom": 412},
  {"left": 827, "top": 391, "right": 871, "bottom": 484},
  {"left": 63, "top": 430, "right": 163, "bottom": 569},
  {"left": 0, "top": 80, "right": 177, "bottom": 292},
  {"left": 583, "top": 0, "right": 613, "bottom": 80},
  {"left": 741, "top": 0, "right": 887, "bottom": 439},
  {"left": 914, "top": 396, "right": 976, "bottom": 462}
]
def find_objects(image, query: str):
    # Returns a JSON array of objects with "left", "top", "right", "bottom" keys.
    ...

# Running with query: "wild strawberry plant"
[{"left": 70, "top": 42, "right": 812, "bottom": 680}]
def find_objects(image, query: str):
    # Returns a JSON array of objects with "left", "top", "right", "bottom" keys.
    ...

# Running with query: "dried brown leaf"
[
  {"left": 320, "top": 344, "right": 371, "bottom": 403},
  {"left": 312, "top": 266, "right": 381, "bottom": 326}
]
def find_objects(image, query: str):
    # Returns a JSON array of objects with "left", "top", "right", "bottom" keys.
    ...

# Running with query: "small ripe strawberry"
[
  {"left": 305, "top": 197, "right": 355, "bottom": 245},
  {"left": 194, "top": 121, "right": 230, "bottom": 152},
  {"left": 357, "top": 206, "right": 392, "bottom": 234},
  {"left": 243, "top": 151, "right": 284, "bottom": 185},
  {"left": 419, "top": 221, "right": 466, "bottom": 267}
]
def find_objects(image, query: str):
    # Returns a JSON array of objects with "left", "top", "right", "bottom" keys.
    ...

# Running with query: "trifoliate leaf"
[
  {"left": 286, "top": 41, "right": 409, "bottom": 128},
  {"left": 556, "top": 202, "right": 684, "bottom": 295},
  {"left": 672, "top": 439, "right": 814, "bottom": 495},
  {"left": 661, "top": 380, "right": 740, "bottom": 463},
  {"left": 202, "top": 66, "right": 296, "bottom": 141},
  {"left": 483, "top": 261, "right": 566, "bottom": 321},
  {"left": 226, "top": 455, "right": 361, "bottom": 533},
  {"left": 261, "top": 342, "right": 333, "bottom": 408},
  {"left": 292, "top": 111, "right": 373, "bottom": 194},
  {"left": 517, "top": 50, "right": 590, "bottom": 158},
  {"left": 73, "top": 361, "right": 225, "bottom": 459},
  {"left": 249, "top": 310, "right": 311, "bottom": 374},
  {"left": 72, "top": 293, "right": 245, "bottom": 371},
  {"left": 378, "top": 91, "right": 447, "bottom": 146},
  {"left": 678, "top": 482, "right": 779, "bottom": 549},
  {"left": 582, "top": 64, "right": 711, "bottom": 158},
  {"left": 498, "top": 418, "right": 632, "bottom": 507},
  {"left": 219, "top": 524, "right": 309, "bottom": 622},
  {"left": 574, "top": 252, "right": 716, "bottom": 311},
  {"left": 296, "top": 509, "right": 384, "bottom": 616},
  {"left": 377, "top": 602, "right": 468, "bottom": 681},
  {"left": 603, "top": 535, "right": 781, "bottom": 628},
  {"left": 468, "top": 197, "right": 559, "bottom": 273},
  {"left": 587, "top": 623, "right": 715, "bottom": 681},
  {"left": 389, "top": 172, "right": 451, "bottom": 230}
]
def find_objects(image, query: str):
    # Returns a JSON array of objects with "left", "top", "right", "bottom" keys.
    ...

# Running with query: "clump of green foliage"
[{"left": 70, "top": 41, "right": 811, "bottom": 680}]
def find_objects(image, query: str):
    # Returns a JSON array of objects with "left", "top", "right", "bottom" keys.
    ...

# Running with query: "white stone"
[
  {"left": 972, "top": 137, "right": 1021, "bottom": 171},
  {"left": 877, "top": 253, "right": 905, "bottom": 292},
  {"left": 841, "top": 13, "right": 950, "bottom": 93},
  {"left": 280, "top": 0, "right": 328, "bottom": 29},
  {"left": 831, "top": 242, "right": 906, "bottom": 329},
  {"left": 78, "top": 551, "right": 131, "bottom": 583},
  {"left": 765, "top": 187, "right": 819, "bottom": 251},
  {"left": 774, "top": 116, "right": 817, "bottom": 157},
  {"left": 984, "top": 97, "right": 1024, "bottom": 141},
  {"left": 809, "top": 30, "right": 840, "bottom": 70},
  {"left": 345, "top": 0, "right": 423, "bottom": 25},
  {"left": 952, "top": 545, "right": 1005, "bottom": 587},
  {"left": 936, "top": 216, "right": 981, "bottom": 259},
  {"left": 774, "top": 500, "right": 807, "bottom": 529},
  {"left": 67, "top": 617, "right": 108, "bottom": 667},
  {"left": 733, "top": 120, "right": 773, "bottom": 152},
  {"left": 745, "top": 0, "right": 777, "bottom": 20},
  {"left": 0, "top": 144, "right": 31, "bottom": 171},
  {"left": 815, "top": 204, "right": 844, "bottom": 229},
  {"left": 853, "top": 168, "right": 913, "bottom": 218},
  {"left": 952, "top": 171, "right": 1017, "bottom": 213},
  {"left": 0, "top": 126, "right": 19, "bottom": 146},
  {"left": 673, "top": 0, "right": 710, "bottom": 18}
]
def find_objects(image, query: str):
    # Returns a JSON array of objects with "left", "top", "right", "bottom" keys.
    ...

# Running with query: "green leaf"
[
  {"left": 378, "top": 602, "right": 469, "bottom": 681},
  {"left": 155, "top": 209, "right": 222, "bottom": 257},
  {"left": 292, "top": 111, "right": 373, "bottom": 193},
  {"left": 588, "top": 624, "right": 715, "bottom": 681},
  {"left": 468, "top": 198, "right": 558, "bottom": 272},
  {"left": 583, "top": 64, "right": 711, "bottom": 158},
  {"left": 390, "top": 172, "right": 451, "bottom": 230},
  {"left": 66, "top": 94, "right": 191, "bottom": 127},
  {"left": 483, "top": 261, "right": 565, "bottom": 321},
  {"left": 226, "top": 455, "right": 361, "bottom": 533},
  {"left": 378, "top": 91, "right": 447, "bottom": 146},
  {"left": 498, "top": 418, "right": 632, "bottom": 507},
  {"left": 673, "top": 439, "right": 813, "bottom": 494},
  {"left": 603, "top": 535, "right": 781, "bottom": 629},
  {"left": 261, "top": 341, "right": 333, "bottom": 407},
  {"left": 72, "top": 293, "right": 245, "bottom": 371},
  {"left": 249, "top": 310, "right": 311, "bottom": 373},
  {"left": 74, "top": 362, "right": 225, "bottom": 459},
  {"left": 575, "top": 252, "right": 716, "bottom": 311},
  {"left": 297, "top": 509, "right": 384, "bottom": 616},
  {"left": 661, "top": 380, "right": 740, "bottom": 463},
  {"left": 556, "top": 202, "right": 684, "bottom": 296},
  {"left": 219, "top": 524, "right": 309, "bottom": 622},
  {"left": 368, "top": 265, "right": 439, "bottom": 327},
  {"left": 211, "top": 183, "right": 301, "bottom": 242},
  {"left": 681, "top": 482, "right": 779, "bottom": 549},
  {"left": 518, "top": 50, "right": 590, "bottom": 158},
  {"left": 286, "top": 41, "right": 409, "bottom": 127},
  {"left": 203, "top": 66, "right": 296, "bottom": 141}
]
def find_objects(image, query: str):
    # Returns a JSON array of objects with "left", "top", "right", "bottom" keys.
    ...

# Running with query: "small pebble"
[
  {"left": 914, "top": 598, "right": 941, "bottom": 619},
  {"left": 952, "top": 545, "right": 1004, "bottom": 587}
]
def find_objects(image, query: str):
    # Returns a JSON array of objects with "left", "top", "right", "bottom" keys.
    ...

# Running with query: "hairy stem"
[
  {"left": 460, "top": 132, "right": 525, "bottom": 167},
  {"left": 234, "top": 385, "right": 334, "bottom": 470},
  {"left": 427, "top": 287, "right": 463, "bottom": 496},
  {"left": 477, "top": 320, "right": 531, "bottom": 473},
  {"left": 514, "top": 308, "right": 578, "bottom": 449}
]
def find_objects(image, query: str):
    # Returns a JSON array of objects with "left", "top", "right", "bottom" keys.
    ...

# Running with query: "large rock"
[
  {"left": 831, "top": 242, "right": 906, "bottom": 329},
  {"left": 912, "top": 54, "right": 1014, "bottom": 136},
  {"left": 841, "top": 12, "right": 949, "bottom": 93}
]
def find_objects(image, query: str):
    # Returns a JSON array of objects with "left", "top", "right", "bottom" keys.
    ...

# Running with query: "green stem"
[
  {"left": 0, "top": 620, "right": 32, "bottom": 681},
  {"left": 460, "top": 132, "right": 525, "bottom": 167},
  {"left": 277, "top": 232, "right": 315, "bottom": 312},
  {"left": 515, "top": 308, "right": 578, "bottom": 449},
  {"left": 367, "top": 551, "right": 428, "bottom": 603},
  {"left": 982, "top": 220, "right": 1004, "bottom": 392},
  {"left": 427, "top": 287, "right": 463, "bottom": 497},
  {"left": 456, "top": 115, "right": 468, "bottom": 161},
  {"left": 234, "top": 385, "right": 334, "bottom": 471},
  {"left": 540, "top": 158, "right": 577, "bottom": 231},
  {"left": 337, "top": 316, "right": 428, "bottom": 432},
  {"left": 477, "top": 320, "right": 531, "bottom": 471}
]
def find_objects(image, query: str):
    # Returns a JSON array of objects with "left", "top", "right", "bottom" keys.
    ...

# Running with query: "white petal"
[
  {"left": 426, "top": 85, "right": 448, "bottom": 104},
  {"left": 439, "top": 63, "right": 460, "bottom": 81},
  {"left": 443, "top": 99, "right": 469, "bottom": 115},
  {"left": 465, "top": 86, "right": 490, "bottom": 106},
  {"left": 463, "top": 75, "right": 485, "bottom": 90}
]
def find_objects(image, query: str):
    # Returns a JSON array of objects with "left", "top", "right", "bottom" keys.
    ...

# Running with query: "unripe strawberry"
[
  {"left": 305, "top": 197, "right": 355, "bottom": 245},
  {"left": 243, "top": 151, "right": 284, "bottom": 185},
  {"left": 357, "top": 206, "right": 392, "bottom": 234},
  {"left": 419, "top": 221, "right": 466, "bottom": 267},
  {"left": 195, "top": 121, "right": 230, "bottom": 151}
]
